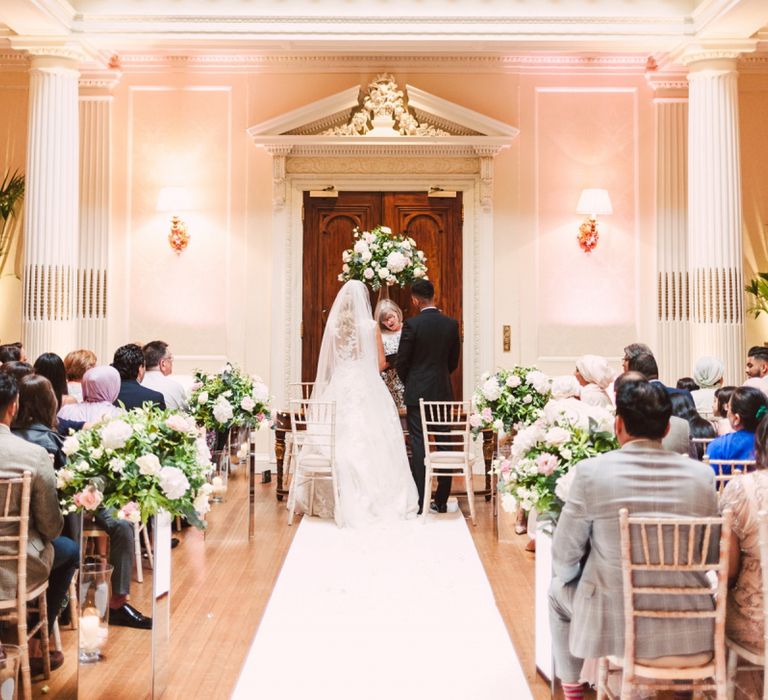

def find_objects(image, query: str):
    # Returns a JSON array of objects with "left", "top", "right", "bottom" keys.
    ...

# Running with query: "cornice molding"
[
  {"left": 260, "top": 140, "right": 511, "bottom": 159},
  {"left": 8, "top": 37, "right": 89, "bottom": 64}
]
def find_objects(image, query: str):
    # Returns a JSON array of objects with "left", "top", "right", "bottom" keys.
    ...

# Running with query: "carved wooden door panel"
[
  {"left": 383, "top": 192, "right": 463, "bottom": 400},
  {"left": 302, "top": 191, "right": 463, "bottom": 399}
]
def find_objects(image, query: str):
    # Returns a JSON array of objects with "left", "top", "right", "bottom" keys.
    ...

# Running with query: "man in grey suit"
[
  {"left": 549, "top": 378, "right": 719, "bottom": 699},
  {"left": 0, "top": 373, "right": 78, "bottom": 672}
]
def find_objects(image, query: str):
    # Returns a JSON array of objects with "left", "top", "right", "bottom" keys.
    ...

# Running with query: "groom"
[{"left": 397, "top": 279, "right": 461, "bottom": 514}]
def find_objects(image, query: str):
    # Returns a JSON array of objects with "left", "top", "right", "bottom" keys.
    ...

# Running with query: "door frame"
[{"left": 269, "top": 171, "right": 493, "bottom": 413}]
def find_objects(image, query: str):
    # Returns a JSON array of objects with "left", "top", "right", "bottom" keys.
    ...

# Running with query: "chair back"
[
  {"left": 618, "top": 507, "right": 731, "bottom": 682},
  {"left": 419, "top": 400, "right": 471, "bottom": 456},
  {"left": 690, "top": 437, "right": 715, "bottom": 460},
  {"left": 0, "top": 472, "right": 32, "bottom": 606},
  {"left": 703, "top": 458, "right": 757, "bottom": 493},
  {"left": 289, "top": 399, "right": 335, "bottom": 463},
  {"left": 288, "top": 382, "right": 315, "bottom": 401}
]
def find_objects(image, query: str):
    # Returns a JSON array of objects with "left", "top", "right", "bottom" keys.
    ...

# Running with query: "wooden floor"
[{"left": 33, "top": 464, "right": 761, "bottom": 700}]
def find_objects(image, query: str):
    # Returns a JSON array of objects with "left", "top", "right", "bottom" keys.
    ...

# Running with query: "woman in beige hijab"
[
  {"left": 691, "top": 356, "right": 724, "bottom": 415},
  {"left": 574, "top": 354, "right": 614, "bottom": 410}
]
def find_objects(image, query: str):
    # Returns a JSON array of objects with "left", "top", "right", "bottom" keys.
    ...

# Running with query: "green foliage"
[
  {"left": 0, "top": 169, "right": 24, "bottom": 277},
  {"left": 745, "top": 273, "right": 768, "bottom": 318}
]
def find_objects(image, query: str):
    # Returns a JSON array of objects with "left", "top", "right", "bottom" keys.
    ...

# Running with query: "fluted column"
[
  {"left": 20, "top": 48, "right": 81, "bottom": 359},
  {"left": 648, "top": 74, "right": 689, "bottom": 383},
  {"left": 78, "top": 72, "right": 119, "bottom": 361},
  {"left": 684, "top": 43, "right": 755, "bottom": 384}
]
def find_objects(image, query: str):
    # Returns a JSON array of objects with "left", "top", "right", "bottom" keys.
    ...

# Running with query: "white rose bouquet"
[
  {"left": 338, "top": 225, "right": 428, "bottom": 291},
  {"left": 469, "top": 366, "right": 552, "bottom": 437},
  {"left": 57, "top": 405, "right": 213, "bottom": 527},
  {"left": 188, "top": 363, "right": 272, "bottom": 433},
  {"left": 496, "top": 398, "right": 617, "bottom": 527}
]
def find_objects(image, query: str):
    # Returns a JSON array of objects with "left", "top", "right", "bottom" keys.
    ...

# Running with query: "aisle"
[{"left": 232, "top": 513, "right": 533, "bottom": 699}]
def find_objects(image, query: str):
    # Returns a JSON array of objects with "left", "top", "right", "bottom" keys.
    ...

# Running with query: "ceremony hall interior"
[{"left": 1, "top": 0, "right": 768, "bottom": 698}]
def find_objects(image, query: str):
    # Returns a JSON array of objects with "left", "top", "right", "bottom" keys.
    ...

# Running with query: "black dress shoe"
[
  {"left": 109, "top": 603, "right": 152, "bottom": 629},
  {"left": 429, "top": 501, "right": 447, "bottom": 514}
]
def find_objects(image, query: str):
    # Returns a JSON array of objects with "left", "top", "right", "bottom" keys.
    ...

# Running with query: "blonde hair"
[
  {"left": 375, "top": 300, "right": 403, "bottom": 331},
  {"left": 64, "top": 349, "right": 97, "bottom": 381}
]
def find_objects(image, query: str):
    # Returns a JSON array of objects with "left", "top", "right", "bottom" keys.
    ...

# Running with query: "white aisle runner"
[{"left": 233, "top": 514, "right": 533, "bottom": 700}]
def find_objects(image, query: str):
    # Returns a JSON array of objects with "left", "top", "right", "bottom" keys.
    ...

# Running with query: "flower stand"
[{"left": 534, "top": 525, "right": 554, "bottom": 683}]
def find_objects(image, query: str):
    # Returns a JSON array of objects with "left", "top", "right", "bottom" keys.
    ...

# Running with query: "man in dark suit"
[
  {"left": 112, "top": 344, "right": 166, "bottom": 411},
  {"left": 397, "top": 279, "right": 461, "bottom": 513}
]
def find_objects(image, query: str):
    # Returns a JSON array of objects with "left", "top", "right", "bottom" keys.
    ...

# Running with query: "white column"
[
  {"left": 78, "top": 72, "right": 119, "bottom": 361},
  {"left": 648, "top": 75, "right": 689, "bottom": 383},
  {"left": 21, "top": 50, "right": 81, "bottom": 359},
  {"left": 684, "top": 45, "right": 753, "bottom": 384}
]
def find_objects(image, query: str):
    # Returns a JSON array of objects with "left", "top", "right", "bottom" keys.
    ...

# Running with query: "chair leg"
[
  {"left": 465, "top": 466, "right": 477, "bottom": 526},
  {"left": 52, "top": 618, "right": 62, "bottom": 653},
  {"left": 422, "top": 463, "right": 431, "bottom": 523},
  {"left": 726, "top": 647, "right": 737, "bottom": 700},
  {"left": 142, "top": 524, "right": 154, "bottom": 570},
  {"left": 18, "top": 618, "right": 31, "bottom": 700},
  {"left": 596, "top": 657, "right": 608, "bottom": 700},
  {"left": 39, "top": 593, "right": 51, "bottom": 679},
  {"left": 69, "top": 573, "right": 79, "bottom": 630},
  {"left": 133, "top": 521, "right": 144, "bottom": 583}
]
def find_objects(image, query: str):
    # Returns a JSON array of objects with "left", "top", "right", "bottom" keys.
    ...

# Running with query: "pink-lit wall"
[{"left": 1, "top": 62, "right": 766, "bottom": 381}]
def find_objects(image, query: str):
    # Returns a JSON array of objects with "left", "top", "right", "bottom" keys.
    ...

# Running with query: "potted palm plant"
[{"left": 0, "top": 170, "right": 24, "bottom": 277}]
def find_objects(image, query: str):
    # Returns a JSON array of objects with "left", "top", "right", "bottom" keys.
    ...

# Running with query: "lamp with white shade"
[
  {"left": 156, "top": 186, "right": 193, "bottom": 254},
  {"left": 575, "top": 188, "right": 612, "bottom": 253}
]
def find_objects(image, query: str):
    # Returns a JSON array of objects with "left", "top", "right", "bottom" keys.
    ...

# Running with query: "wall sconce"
[
  {"left": 576, "top": 188, "right": 612, "bottom": 253},
  {"left": 156, "top": 186, "right": 193, "bottom": 254}
]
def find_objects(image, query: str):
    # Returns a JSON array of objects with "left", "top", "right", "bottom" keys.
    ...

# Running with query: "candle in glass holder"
[
  {"left": 80, "top": 610, "right": 108, "bottom": 658},
  {"left": 211, "top": 476, "right": 227, "bottom": 495}
]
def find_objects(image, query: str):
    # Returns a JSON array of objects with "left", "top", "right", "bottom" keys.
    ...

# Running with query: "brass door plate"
[{"left": 503, "top": 325, "right": 511, "bottom": 352}]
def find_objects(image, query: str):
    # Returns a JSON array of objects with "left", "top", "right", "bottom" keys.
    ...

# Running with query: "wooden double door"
[{"left": 302, "top": 191, "right": 463, "bottom": 399}]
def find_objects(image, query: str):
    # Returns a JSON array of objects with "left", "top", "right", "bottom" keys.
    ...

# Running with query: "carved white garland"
[{"left": 321, "top": 74, "right": 450, "bottom": 137}]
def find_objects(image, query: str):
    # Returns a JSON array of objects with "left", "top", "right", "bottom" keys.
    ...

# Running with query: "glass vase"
[
  {"left": 79, "top": 561, "right": 113, "bottom": 663},
  {"left": 210, "top": 429, "right": 231, "bottom": 503}
]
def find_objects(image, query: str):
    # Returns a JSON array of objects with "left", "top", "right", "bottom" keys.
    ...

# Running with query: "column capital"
[
  {"left": 79, "top": 70, "right": 122, "bottom": 96},
  {"left": 645, "top": 71, "right": 688, "bottom": 100},
  {"left": 9, "top": 37, "right": 88, "bottom": 71},
  {"left": 680, "top": 39, "right": 758, "bottom": 70}
]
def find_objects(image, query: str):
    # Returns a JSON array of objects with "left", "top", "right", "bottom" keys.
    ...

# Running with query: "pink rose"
[
  {"left": 74, "top": 485, "right": 103, "bottom": 511},
  {"left": 499, "top": 460, "right": 511, "bottom": 477},
  {"left": 535, "top": 453, "right": 560, "bottom": 476},
  {"left": 481, "top": 407, "right": 493, "bottom": 421}
]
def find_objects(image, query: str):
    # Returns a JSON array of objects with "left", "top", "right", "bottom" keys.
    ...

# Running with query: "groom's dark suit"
[{"left": 397, "top": 307, "right": 461, "bottom": 510}]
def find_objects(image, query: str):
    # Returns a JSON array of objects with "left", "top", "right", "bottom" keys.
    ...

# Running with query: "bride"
[{"left": 297, "top": 280, "right": 419, "bottom": 526}]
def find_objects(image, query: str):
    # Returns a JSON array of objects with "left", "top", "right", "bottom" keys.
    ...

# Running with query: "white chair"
[
  {"left": 725, "top": 509, "right": 768, "bottom": 700},
  {"left": 597, "top": 508, "right": 732, "bottom": 700},
  {"left": 419, "top": 399, "right": 476, "bottom": 526},
  {"left": 286, "top": 399, "right": 342, "bottom": 527},
  {"left": 283, "top": 382, "right": 315, "bottom": 491},
  {"left": 0, "top": 472, "right": 51, "bottom": 700},
  {"left": 703, "top": 458, "right": 757, "bottom": 494}
]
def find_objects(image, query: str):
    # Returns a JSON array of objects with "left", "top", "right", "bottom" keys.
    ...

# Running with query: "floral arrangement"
[
  {"left": 496, "top": 398, "right": 618, "bottom": 527},
  {"left": 57, "top": 405, "right": 214, "bottom": 527},
  {"left": 338, "top": 225, "right": 428, "bottom": 291},
  {"left": 188, "top": 363, "right": 272, "bottom": 433},
  {"left": 469, "top": 367, "right": 551, "bottom": 436}
]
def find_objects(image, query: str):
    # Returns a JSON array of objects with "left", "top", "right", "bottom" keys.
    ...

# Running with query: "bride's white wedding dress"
[{"left": 297, "top": 280, "right": 419, "bottom": 526}]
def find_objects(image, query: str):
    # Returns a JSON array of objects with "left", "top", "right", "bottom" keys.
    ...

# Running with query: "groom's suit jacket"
[{"left": 396, "top": 308, "right": 460, "bottom": 406}]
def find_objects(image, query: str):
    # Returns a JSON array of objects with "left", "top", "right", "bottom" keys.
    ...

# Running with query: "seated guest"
[
  {"left": 34, "top": 352, "right": 76, "bottom": 409},
  {"left": 549, "top": 379, "right": 718, "bottom": 700},
  {"left": 669, "top": 392, "right": 716, "bottom": 460},
  {"left": 629, "top": 352, "right": 691, "bottom": 398},
  {"left": 744, "top": 346, "right": 768, "bottom": 398},
  {"left": 676, "top": 376, "right": 699, "bottom": 392},
  {"left": 615, "top": 371, "right": 692, "bottom": 455},
  {"left": 12, "top": 375, "right": 67, "bottom": 470},
  {"left": 690, "top": 356, "right": 724, "bottom": 414},
  {"left": 705, "top": 386, "right": 767, "bottom": 464},
  {"left": 63, "top": 349, "right": 97, "bottom": 402},
  {"left": 0, "top": 343, "right": 22, "bottom": 363},
  {"left": 721, "top": 416, "right": 768, "bottom": 653},
  {"left": 0, "top": 361, "right": 33, "bottom": 382},
  {"left": 620, "top": 342, "right": 652, "bottom": 373},
  {"left": 141, "top": 340, "right": 187, "bottom": 410},
  {"left": 574, "top": 355, "right": 613, "bottom": 410},
  {"left": 58, "top": 366, "right": 122, "bottom": 424},
  {"left": 112, "top": 344, "right": 165, "bottom": 411},
  {"left": 713, "top": 386, "right": 736, "bottom": 436},
  {"left": 0, "top": 374, "right": 79, "bottom": 673}
]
